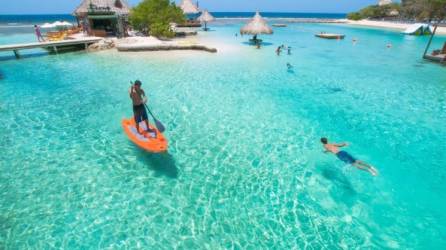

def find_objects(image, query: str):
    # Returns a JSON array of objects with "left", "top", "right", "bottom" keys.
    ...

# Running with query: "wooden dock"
[{"left": 0, "top": 37, "right": 103, "bottom": 59}]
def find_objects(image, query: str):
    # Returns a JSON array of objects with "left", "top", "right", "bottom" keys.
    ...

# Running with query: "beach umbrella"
[
  {"left": 197, "top": 10, "right": 215, "bottom": 31},
  {"left": 240, "top": 11, "right": 273, "bottom": 36},
  {"left": 179, "top": 0, "right": 200, "bottom": 14},
  {"left": 240, "top": 11, "right": 273, "bottom": 44}
]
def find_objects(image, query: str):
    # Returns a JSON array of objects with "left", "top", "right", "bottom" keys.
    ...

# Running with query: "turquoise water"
[{"left": 1, "top": 21, "right": 446, "bottom": 249}]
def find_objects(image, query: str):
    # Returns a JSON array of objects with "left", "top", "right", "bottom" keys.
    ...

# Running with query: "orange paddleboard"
[{"left": 122, "top": 118, "right": 168, "bottom": 153}]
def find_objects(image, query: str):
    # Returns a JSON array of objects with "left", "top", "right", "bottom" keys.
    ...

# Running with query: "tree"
[
  {"left": 402, "top": 0, "right": 446, "bottom": 21},
  {"left": 347, "top": 3, "right": 401, "bottom": 20},
  {"left": 130, "top": 0, "right": 186, "bottom": 38},
  {"left": 347, "top": 12, "right": 362, "bottom": 21}
]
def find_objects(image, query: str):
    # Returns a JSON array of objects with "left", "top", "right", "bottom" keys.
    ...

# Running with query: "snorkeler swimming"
[{"left": 321, "top": 137, "right": 378, "bottom": 176}]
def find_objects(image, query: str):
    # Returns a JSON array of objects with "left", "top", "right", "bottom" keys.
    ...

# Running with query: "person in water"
[
  {"left": 129, "top": 80, "right": 155, "bottom": 136},
  {"left": 320, "top": 137, "right": 378, "bottom": 176},
  {"left": 276, "top": 46, "right": 281, "bottom": 56},
  {"left": 34, "top": 25, "right": 45, "bottom": 42}
]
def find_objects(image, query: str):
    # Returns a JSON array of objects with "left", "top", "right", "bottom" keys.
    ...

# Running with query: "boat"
[
  {"left": 423, "top": 25, "right": 446, "bottom": 65},
  {"left": 424, "top": 42, "right": 446, "bottom": 64},
  {"left": 424, "top": 54, "right": 446, "bottom": 64},
  {"left": 272, "top": 24, "right": 287, "bottom": 27},
  {"left": 315, "top": 33, "right": 345, "bottom": 39},
  {"left": 122, "top": 118, "right": 168, "bottom": 153}
]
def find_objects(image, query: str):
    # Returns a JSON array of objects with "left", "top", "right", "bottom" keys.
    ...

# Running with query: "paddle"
[
  {"left": 130, "top": 81, "right": 166, "bottom": 133},
  {"left": 144, "top": 103, "right": 165, "bottom": 133}
]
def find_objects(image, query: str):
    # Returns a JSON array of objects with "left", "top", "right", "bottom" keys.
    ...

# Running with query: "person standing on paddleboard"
[{"left": 129, "top": 80, "right": 153, "bottom": 135}]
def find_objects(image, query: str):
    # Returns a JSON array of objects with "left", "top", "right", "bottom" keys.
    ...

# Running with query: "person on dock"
[
  {"left": 34, "top": 25, "right": 45, "bottom": 42},
  {"left": 129, "top": 80, "right": 154, "bottom": 136},
  {"left": 320, "top": 137, "right": 378, "bottom": 176}
]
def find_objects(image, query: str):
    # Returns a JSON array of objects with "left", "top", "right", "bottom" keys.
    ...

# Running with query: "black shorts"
[{"left": 133, "top": 104, "right": 148, "bottom": 123}]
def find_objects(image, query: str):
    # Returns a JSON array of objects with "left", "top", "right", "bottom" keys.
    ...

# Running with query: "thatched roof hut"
[
  {"left": 179, "top": 0, "right": 200, "bottom": 15},
  {"left": 74, "top": 0, "right": 130, "bottom": 16},
  {"left": 73, "top": 0, "right": 130, "bottom": 37},
  {"left": 240, "top": 12, "right": 273, "bottom": 36}
]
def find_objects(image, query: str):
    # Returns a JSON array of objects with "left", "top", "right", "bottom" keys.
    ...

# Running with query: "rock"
[{"left": 88, "top": 39, "right": 116, "bottom": 51}]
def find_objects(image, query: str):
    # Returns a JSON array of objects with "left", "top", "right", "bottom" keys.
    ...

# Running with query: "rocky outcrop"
[{"left": 88, "top": 39, "right": 115, "bottom": 51}]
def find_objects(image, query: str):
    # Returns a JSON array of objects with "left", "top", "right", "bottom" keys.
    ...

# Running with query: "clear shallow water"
[{"left": 1, "top": 20, "right": 446, "bottom": 249}]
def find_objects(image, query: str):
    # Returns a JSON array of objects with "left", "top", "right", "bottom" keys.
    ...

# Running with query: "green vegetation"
[
  {"left": 129, "top": 0, "right": 185, "bottom": 38},
  {"left": 347, "top": 3, "right": 401, "bottom": 20},
  {"left": 347, "top": 12, "right": 363, "bottom": 21},
  {"left": 401, "top": 0, "right": 446, "bottom": 21},
  {"left": 348, "top": 0, "right": 446, "bottom": 22}
]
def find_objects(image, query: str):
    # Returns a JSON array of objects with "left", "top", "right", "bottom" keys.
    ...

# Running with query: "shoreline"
[
  {"left": 345, "top": 19, "right": 446, "bottom": 35},
  {"left": 3, "top": 18, "right": 445, "bottom": 35}
]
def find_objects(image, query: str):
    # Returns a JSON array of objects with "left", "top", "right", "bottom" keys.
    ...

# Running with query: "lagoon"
[{"left": 1, "top": 18, "right": 446, "bottom": 249}]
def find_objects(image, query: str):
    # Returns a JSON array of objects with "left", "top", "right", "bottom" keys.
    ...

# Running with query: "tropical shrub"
[
  {"left": 130, "top": 0, "right": 185, "bottom": 38},
  {"left": 347, "top": 12, "right": 362, "bottom": 21}
]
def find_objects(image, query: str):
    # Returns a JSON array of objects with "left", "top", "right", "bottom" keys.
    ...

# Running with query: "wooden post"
[
  {"left": 53, "top": 46, "right": 58, "bottom": 54},
  {"left": 84, "top": 43, "right": 88, "bottom": 51},
  {"left": 13, "top": 50, "right": 20, "bottom": 59},
  {"left": 423, "top": 24, "right": 437, "bottom": 58}
]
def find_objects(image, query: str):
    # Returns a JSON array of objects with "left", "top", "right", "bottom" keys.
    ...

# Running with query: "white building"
[{"left": 379, "top": 0, "right": 393, "bottom": 6}]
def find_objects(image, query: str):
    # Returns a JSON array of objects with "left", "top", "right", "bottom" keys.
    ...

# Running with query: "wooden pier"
[{"left": 0, "top": 37, "right": 103, "bottom": 59}]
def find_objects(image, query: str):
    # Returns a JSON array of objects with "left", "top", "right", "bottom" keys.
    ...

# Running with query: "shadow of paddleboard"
[{"left": 137, "top": 150, "right": 179, "bottom": 179}]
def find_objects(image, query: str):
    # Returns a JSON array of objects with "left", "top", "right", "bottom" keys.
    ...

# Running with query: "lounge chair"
[{"left": 46, "top": 31, "right": 67, "bottom": 41}]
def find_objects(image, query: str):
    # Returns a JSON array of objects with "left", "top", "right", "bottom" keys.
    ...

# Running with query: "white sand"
[
  {"left": 115, "top": 33, "right": 240, "bottom": 54},
  {"left": 345, "top": 19, "right": 446, "bottom": 35}
]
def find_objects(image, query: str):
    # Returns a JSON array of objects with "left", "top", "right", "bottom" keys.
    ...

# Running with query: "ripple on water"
[{"left": 1, "top": 22, "right": 446, "bottom": 249}]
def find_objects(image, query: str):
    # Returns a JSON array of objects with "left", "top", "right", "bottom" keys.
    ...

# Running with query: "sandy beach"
[{"left": 346, "top": 19, "right": 446, "bottom": 35}]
